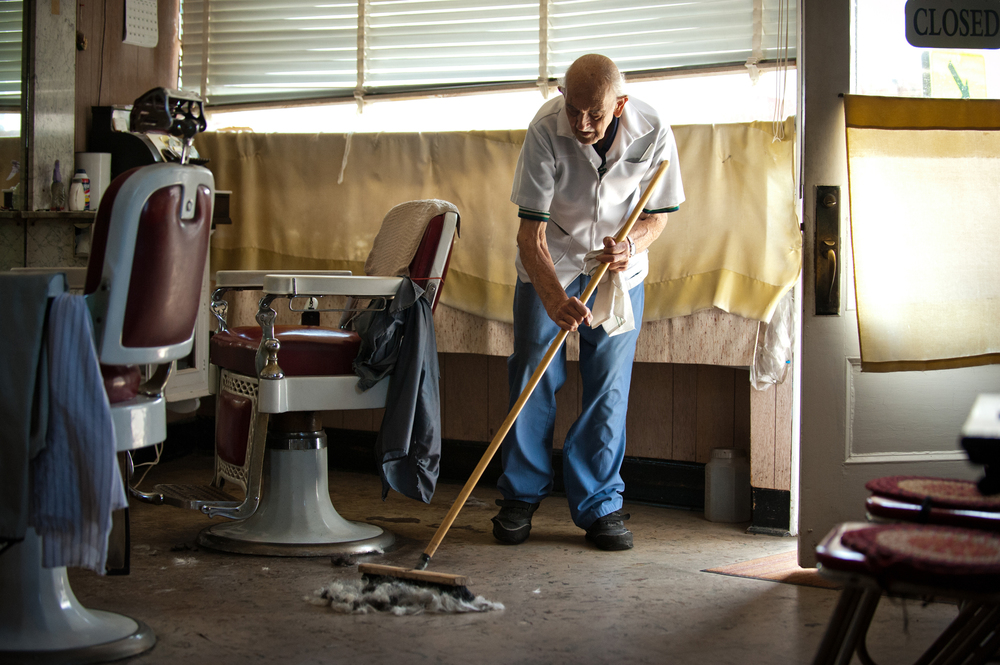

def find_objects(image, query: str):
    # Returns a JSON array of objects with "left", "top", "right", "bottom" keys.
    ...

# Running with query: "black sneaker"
[
  {"left": 585, "top": 511, "right": 633, "bottom": 551},
  {"left": 491, "top": 499, "right": 540, "bottom": 545}
]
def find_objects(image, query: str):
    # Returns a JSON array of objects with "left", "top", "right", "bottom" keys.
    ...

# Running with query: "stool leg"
[
  {"left": 965, "top": 608, "right": 1000, "bottom": 665},
  {"left": 834, "top": 588, "right": 882, "bottom": 665},
  {"left": 814, "top": 586, "right": 869, "bottom": 665},
  {"left": 934, "top": 604, "right": 1000, "bottom": 665},
  {"left": 914, "top": 602, "right": 988, "bottom": 665},
  {"left": 854, "top": 592, "right": 893, "bottom": 665}
]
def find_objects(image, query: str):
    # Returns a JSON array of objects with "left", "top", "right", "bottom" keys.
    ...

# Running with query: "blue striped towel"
[{"left": 29, "top": 293, "right": 127, "bottom": 573}]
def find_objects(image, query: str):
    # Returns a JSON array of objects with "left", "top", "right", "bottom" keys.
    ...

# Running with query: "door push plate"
[{"left": 815, "top": 185, "right": 840, "bottom": 316}]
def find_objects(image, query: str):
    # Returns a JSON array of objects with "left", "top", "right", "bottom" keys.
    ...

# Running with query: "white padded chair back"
[{"left": 84, "top": 162, "right": 214, "bottom": 366}]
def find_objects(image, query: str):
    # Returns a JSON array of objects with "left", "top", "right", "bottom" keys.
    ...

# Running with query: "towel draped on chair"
[
  {"left": 29, "top": 293, "right": 127, "bottom": 573},
  {"left": 0, "top": 273, "right": 59, "bottom": 547}
]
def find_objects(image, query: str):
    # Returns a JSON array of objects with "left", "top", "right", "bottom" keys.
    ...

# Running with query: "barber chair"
[
  {"left": 813, "top": 522, "right": 1000, "bottom": 665},
  {"left": 136, "top": 200, "right": 459, "bottom": 556},
  {"left": 0, "top": 88, "right": 213, "bottom": 662}
]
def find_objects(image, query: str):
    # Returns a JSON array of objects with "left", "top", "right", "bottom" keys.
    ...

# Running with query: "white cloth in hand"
[{"left": 583, "top": 250, "right": 646, "bottom": 337}]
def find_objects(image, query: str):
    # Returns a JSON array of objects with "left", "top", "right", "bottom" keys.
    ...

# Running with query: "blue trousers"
[{"left": 497, "top": 275, "right": 643, "bottom": 529}]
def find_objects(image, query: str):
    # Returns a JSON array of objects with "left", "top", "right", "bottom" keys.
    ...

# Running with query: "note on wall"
[{"left": 123, "top": 0, "right": 158, "bottom": 48}]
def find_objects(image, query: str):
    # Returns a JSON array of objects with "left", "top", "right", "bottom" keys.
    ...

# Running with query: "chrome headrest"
[{"left": 129, "top": 87, "right": 207, "bottom": 141}]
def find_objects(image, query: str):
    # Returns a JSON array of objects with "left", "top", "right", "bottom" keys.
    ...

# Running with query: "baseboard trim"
[
  {"left": 326, "top": 429, "right": 706, "bottom": 511},
  {"left": 751, "top": 487, "right": 791, "bottom": 532},
  {"left": 746, "top": 526, "right": 792, "bottom": 537},
  {"left": 162, "top": 422, "right": 791, "bottom": 529}
]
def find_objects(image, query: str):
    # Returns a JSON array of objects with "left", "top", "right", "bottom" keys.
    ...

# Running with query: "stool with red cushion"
[
  {"left": 865, "top": 476, "right": 1000, "bottom": 532},
  {"left": 0, "top": 88, "right": 213, "bottom": 663},
  {"left": 144, "top": 202, "right": 459, "bottom": 556},
  {"left": 813, "top": 522, "right": 1000, "bottom": 665}
]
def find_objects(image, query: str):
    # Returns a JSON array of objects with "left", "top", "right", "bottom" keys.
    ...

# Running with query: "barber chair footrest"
[{"left": 154, "top": 483, "right": 241, "bottom": 510}]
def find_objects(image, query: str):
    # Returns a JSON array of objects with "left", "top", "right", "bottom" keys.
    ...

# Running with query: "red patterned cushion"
[
  {"left": 843, "top": 524, "right": 1000, "bottom": 591},
  {"left": 866, "top": 476, "right": 1000, "bottom": 511}
]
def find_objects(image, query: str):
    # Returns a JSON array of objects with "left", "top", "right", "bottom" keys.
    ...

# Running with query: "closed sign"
[{"left": 905, "top": 0, "right": 1000, "bottom": 48}]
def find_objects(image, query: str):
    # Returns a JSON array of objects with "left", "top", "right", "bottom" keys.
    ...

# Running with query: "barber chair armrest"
[
  {"left": 215, "top": 269, "right": 353, "bottom": 290},
  {"left": 212, "top": 270, "right": 355, "bottom": 332},
  {"left": 262, "top": 274, "right": 403, "bottom": 299},
  {"left": 252, "top": 275, "right": 402, "bottom": 381}
]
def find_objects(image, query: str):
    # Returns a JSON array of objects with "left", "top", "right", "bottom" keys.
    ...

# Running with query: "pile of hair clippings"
[{"left": 306, "top": 578, "right": 504, "bottom": 616}]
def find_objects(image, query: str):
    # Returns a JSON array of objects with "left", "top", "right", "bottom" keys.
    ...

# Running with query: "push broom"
[{"left": 358, "top": 160, "right": 670, "bottom": 598}]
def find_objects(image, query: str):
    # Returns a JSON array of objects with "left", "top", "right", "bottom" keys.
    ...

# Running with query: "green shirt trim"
[{"left": 518, "top": 207, "right": 550, "bottom": 222}]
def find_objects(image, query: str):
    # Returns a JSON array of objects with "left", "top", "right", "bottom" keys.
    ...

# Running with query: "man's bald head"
[
  {"left": 560, "top": 54, "right": 628, "bottom": 145},
  {"left": 563, "top": 54, "right": 626, "bottom": 100}
]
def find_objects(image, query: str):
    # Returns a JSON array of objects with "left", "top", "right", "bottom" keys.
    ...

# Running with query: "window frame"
[{"left": 180, "top": 0, "right": 796, "bottom": 109}]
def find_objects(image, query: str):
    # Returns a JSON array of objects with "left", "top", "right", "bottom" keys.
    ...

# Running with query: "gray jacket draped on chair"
[{"left": 352, "top": 278, "right": 440, "bottom": 503}]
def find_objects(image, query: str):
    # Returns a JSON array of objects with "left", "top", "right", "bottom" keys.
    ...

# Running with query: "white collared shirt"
[{"left": 511, "top": 95, "right": 685, "bottom": 289}]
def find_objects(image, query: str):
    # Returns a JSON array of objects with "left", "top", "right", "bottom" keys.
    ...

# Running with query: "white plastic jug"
[{"left": 704, "top": 447, "right": 751, "bottom": 522}]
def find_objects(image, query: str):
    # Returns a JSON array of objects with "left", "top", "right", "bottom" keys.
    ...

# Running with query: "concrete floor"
[{"left": 66, "top": 450, "right": 959, "bottom": 664}]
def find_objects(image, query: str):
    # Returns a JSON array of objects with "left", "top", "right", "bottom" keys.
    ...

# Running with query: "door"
[{"left": 798, "top": 0, "right": 1000, "bottom": 565}]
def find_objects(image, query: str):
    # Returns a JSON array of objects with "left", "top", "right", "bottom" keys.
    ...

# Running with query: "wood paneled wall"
[
  {"left": 750, "top": 375, "right": 794, "bottom": 493},
  {"left": 323, "top": 353, "right": 793, "bottom": 492},
  {"left": 74, "top": 0, "right": 180, "bottom": 152},
  {"left": 223, "top": 288, "right": 793, "bottom": 492}
]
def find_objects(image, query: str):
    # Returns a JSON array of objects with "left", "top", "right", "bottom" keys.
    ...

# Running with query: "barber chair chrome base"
[
  {"left": 0, "top": 529, "right": 155, "bottom": 664},
  {"left": 0, "top": 388, "right": 173, "bottom": 664},
  {"left": 197, "top": 425, "right": 394, "bottom": 557}
]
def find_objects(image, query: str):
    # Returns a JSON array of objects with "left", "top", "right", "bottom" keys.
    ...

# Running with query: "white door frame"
[{"left": 797, "top": 0, "right": 994, "bottom": 566}]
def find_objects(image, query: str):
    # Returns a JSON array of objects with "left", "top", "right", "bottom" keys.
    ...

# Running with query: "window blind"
[
  {"left": 547, "top": 0, "right": 793, "bottom": 75},
  {"left": 181, "top": 0, "right": 358, "bottom": 105},
  {"left": 0, "top": 0, "right": 21, "bottom": 107},
  {"left": 365, "top": 1, "right": 540, "bottom": 89},
  {"left": 181, "top": 0, "right": 796, "bottom": 106}
]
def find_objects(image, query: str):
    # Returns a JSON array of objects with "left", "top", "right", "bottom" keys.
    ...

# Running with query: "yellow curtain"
[
  {"left": 198, "top": 119, "right": 800, "bottom": 324},
  {"left": 845, "top": 95, "right": 1000, "bottom": 372}
]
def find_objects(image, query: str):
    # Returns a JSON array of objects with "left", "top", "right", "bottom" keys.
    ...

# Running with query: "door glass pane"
[{"left": 854, "top": 0, "right": 1000, "bottom": 98}]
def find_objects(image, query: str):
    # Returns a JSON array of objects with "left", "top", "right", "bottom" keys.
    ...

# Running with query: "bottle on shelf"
[
  {"left": 69, "top": 168, "right": 90, "bottom": 211},
  {"left": 50, "top": 160, "right": 65, "bottom": 211}
]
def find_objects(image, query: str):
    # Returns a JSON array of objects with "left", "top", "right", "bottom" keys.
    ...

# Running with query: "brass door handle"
[
  {"left": 823, "top": 242, "right": 837, "bottom": 303},
  {"left": 815, "top": 186, "right": 840, "bottom": 315}
]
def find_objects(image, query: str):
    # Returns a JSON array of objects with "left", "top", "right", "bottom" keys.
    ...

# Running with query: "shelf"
[{"left": 0, "top": 210, "right": 98, "bottom": 221}]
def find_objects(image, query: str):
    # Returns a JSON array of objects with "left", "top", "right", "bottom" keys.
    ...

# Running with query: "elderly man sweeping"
[{"left": 493, "top": 54, "right": 685, "bottom": 551}]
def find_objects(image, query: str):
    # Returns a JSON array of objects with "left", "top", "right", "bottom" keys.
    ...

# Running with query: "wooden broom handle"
[{"left": 419, "top": 160, "right": 670, "bottom": 566}]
